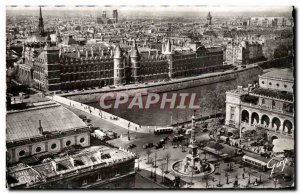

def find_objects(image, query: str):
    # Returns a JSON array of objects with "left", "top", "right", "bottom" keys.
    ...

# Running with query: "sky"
[{"left": 6, "top": 5, "right": 293, "bottom": 18}]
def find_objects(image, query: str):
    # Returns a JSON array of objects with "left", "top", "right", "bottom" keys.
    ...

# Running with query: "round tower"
[
  {"left": 163, "top": 39, "right": 174, "bottom": 79},
  {"left": 113, "top": 45, "right": 124, "bottom": 86},
  {"left": 130, "top": 40, "right": 140, "bottom": 83}
]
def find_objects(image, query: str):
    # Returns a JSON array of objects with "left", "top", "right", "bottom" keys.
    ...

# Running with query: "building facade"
[
  {"left": 17, "top": 38, "right": 227, "bottom": 93},
  {"left": 6, "top": 102, "right": 136, "bottom": 189},
  {"left": 225, "top": 69, "right": 294, "bottom": 140},
  {"left": 225, "top": 40, "right": 264, "bottom": 65}
]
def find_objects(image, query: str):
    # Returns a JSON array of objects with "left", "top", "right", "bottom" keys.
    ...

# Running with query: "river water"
[{"left": 87, "top": 77, "right": 247, "bottom": 126}]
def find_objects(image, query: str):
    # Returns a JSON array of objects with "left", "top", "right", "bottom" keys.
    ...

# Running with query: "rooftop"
[
  {"left": 6, "top": 104, "right": 87, "bottom": 142},
  {"left": 251, "top": 87, "right": 294, "bottom": 102},
  {"left": 260, "top": 68, "right": 294, "bottom": 81},
  {"left": 7, "top": 146, "right": 136, "bottom": 187}
]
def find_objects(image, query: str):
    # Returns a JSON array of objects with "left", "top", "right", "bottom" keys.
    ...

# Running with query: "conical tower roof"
[
  {"left": 114, "top": 45, "right": 122, "bottom": 58},
  {"left": 164, "top": 39, "right": 173, "bottom": 54},
  {"left": 130, "top": 39, "right": 139, "bottom": 58}
]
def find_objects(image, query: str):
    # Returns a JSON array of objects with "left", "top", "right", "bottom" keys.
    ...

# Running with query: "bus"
[
  {"left": 242, "top": 154, "right": 270, "bottom": 172},
  {"left": 154, "top": 127, "right": 173, "bottom": 135}
]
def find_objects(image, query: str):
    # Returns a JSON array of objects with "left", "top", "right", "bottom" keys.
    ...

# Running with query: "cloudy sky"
[{"left": 6, "top": 5, "right": 293, "bottom": 17}]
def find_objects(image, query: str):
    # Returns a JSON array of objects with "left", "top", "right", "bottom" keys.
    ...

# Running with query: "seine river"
[{"left": 87, "top": 78, "right": 248, "bottom": 126}]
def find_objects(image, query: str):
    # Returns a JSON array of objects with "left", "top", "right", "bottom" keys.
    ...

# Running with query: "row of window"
[
  {"left": 261, "top": 81, "right": 288, "bottom": 88},
  {"left": 18, "top": 138, "right": 86, "bottom": 157}
]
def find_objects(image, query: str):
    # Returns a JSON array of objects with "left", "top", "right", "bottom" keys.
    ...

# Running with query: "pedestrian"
[{"left": 242, "top": 173, "right": 244, "bottom": 179}]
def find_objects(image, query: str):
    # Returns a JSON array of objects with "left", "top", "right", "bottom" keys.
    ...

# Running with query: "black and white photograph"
[{"left": 5, "top": 3, "right": 295, "bottom": 190}]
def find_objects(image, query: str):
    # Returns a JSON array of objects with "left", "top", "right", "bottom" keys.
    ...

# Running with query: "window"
[
  {"left": 284, "top": 84, "right": 287, "bottom": 88},
  {"left": 276, "top": 83, "right": 279, "bottom": 87},
  {"left": 269, "top": 82, "right": 272, "bottom": 86},
  {"left": 262, "top": 99, "right": 265, "bottom": 104},
  {"left": 19, "top": 150, "right": 25, "bottom": 157},
  {"left": 51, "top": 143, "right": 57, "bottom": 150},
  {"left": 80, "top": 138, "right": 85, "bottom": 143},
  {"left": 97, "top": 174, "right": 102, "bottom": 181},
  {"left": 272, "top": 100, "right": 276, "bottom": 107},
  {"left": 230, "top": 113, "right": 235, "bottom": 120},
  {"left": 262, "top": 81, "right": 265, "bottom": 84},
  {"left": 66, "top": 140, "right": 71, "bottom": 146},
  {"left": 82, "top": 179, "right": 88, "bottom": 186},
  {"left": 36, "top": 147, "right": 42, "bottom": 153}
]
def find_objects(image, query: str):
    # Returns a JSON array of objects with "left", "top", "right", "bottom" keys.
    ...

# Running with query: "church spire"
[{"left": 38, "top": 6, "right": 44, "bottom": 35}]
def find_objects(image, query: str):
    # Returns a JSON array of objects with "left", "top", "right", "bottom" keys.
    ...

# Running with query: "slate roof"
[
  {"left": 6, "top": 104, "right": 87, "bottom": 142},
  {"left": 261, "top": 69, "right": 294, "bottom": 81}
]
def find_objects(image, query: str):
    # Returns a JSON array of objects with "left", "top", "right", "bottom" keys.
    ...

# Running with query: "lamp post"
[{"left": 128, "top": 122, "right": 131, "bottom": 140}]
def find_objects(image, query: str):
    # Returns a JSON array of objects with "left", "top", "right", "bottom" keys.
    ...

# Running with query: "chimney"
[
  {"left": 51, "top": 160, "right": 57, "bottom": 171},
  {"left": 90, "top": 47, "right": 94, "bottom": 57},
  {"left": 38, "top": 120, "right": 43, "bottom": 135}
]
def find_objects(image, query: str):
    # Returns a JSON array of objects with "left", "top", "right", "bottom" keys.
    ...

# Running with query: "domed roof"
[{"left": 262, "top": 68, "right": 293, "bottom": 81}]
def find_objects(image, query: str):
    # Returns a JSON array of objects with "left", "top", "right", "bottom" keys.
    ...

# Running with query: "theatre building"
[
  {"left": 225, "top": 69, "right": 294, "bottom": 140},
  {"left": 6, "top": 101, "right": 136, "bottom": 189}
]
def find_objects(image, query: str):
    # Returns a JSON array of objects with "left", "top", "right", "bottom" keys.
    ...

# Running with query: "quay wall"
[{"left": 59, "top": 66, "right": 262, "bottom": 104}]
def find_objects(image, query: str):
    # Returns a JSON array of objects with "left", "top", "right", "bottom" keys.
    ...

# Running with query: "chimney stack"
[{"left": 38, "top": 120, "right": 43, "bottom": 135}]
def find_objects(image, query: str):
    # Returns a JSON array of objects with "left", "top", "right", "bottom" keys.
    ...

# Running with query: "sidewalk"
[{"left": 49, "top": 95, "right": 159, "bottom": 133}]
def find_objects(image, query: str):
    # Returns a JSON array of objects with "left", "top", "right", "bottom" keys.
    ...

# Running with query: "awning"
[{"left": 273, "top": 139, "right": 294, "bottom": 153}]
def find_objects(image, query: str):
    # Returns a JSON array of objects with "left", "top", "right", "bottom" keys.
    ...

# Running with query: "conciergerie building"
[{"left": 16, "top": 8, "right": 227, "bottom": 94}]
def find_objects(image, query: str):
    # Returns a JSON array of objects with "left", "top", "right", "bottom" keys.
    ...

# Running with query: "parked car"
[
  {"left": 236, "top": 149, "right": 244, "bottom": 156},
  {"left": 143, "top": 143, "right": 154, "bottom": 149},
  {"left": 127, "top": 144, "right": 136, "bottom": 149},
  {"left": 163, "top": 137, "right": 170, "bottom": 141},
  {"left": 154, "top": 143, "right": 163, "bottom": 149},
  {"left": 79, "top": 114, "right": 87, "bottom": 121}
]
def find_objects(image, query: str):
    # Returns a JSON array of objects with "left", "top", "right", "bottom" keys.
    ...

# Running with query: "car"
[
  {"left": 143, "top": 143, "right": 153, "bottom": 149},
  {"left": 79, "top": 114, "right": 87, "bottom": 121},
  {"left": 233, "top": 67, "right": 238, "bottom": 71},
  {"left": 87, "top": 123, "right": 93, "bottom": 127},
  {"left": 127, "top": 144, "right": 136, "bottom": 149},
  {"left": 163, "top": 137, "right": 170, "bottom": 141},
  {"left": 154, "top": 143, "right": 163, "bottom": 149},
  {"left": 86, "top": 118, "right": 91, "bottom": 123},
  {"left": 250, "top": 142, "right": 258, "bottom": 146},
  {"left": 236, "top": 149, "right": 244, "bottom": 156}
]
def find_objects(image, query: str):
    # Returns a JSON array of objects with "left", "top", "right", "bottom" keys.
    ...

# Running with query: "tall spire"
[
  {"left": 38, "top": 6, "right": 44, "bottom": 35},
  {"left": 39, "top": 6, "right": 42, "bottom": 18}
]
